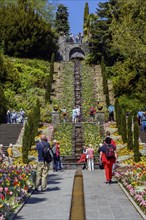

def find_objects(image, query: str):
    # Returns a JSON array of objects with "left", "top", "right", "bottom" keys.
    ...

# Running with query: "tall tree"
[
  {"left": 0, "top": 83, "right": 6, "bottom": 123},
  {"left": 83, "top": 2, "right": 89, "bottom": 35},
  {"left": 55, "top": 4, "right": 70, "bottom": 35},
  {"left": 0, "top": 0, "right": 57, "bottom": 25},
  {"left": 109, "top": 0, "right": 146, "bottom": 107},
  {"left": 86, "top": 0, "right": 118, "bottom": 64},
  {"left": 0, "top": 2, "right": 58, "bottom": 58}
]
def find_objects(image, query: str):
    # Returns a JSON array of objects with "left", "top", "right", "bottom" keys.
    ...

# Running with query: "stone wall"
[{"left": 58, "top": 36, "right": 89, "bottom": 61}]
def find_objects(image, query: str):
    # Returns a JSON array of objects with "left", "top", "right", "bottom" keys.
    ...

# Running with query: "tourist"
[
  {"left": 108, "top": 104, "right": 115, "bottom": 121},
  {"left": 89, "top": 107, "right": 96, "bottom": 122},
  {"left": 78, "top": 146, "right": 87, "bottom": 170},
  {"left": 52, "top": 140, "right": 57, "bottom": 171},
  {"left": 61, "top": 107, "right": 67, "bottom": 122},
  {"left": 141, "top": 112, "right": 146, "bottom": 132},
  {"left": 99, "top": 137, "right": 117, "bottom": 184},
  {"left": 0, "top": 144, "right": 8, "bottom": 165},
  {"left": 6, "top": 110, "right": 11, "bottom": 124},
  {"left": 86, "top": 144, "right": 94, "bottom": 171},
  {"left": 34, "top": 134, "right": 53, "bottom": 192},
  {"left": 105, "top": 131, "right": 117, "bottom": 171},
  {"left": 137, "top": 110, "right": 143, "bottom": 126},
  {"left": 55, "top": 142, "right": 63, "bottom": 171},
  {"left": 72, "top": 107, "right": 77, "bottom": 123},
  {"left": 0, "top": 144, "right": 5, "bottom": 164},
  {"left": 76, "top": 106, "right": 80, "bottom": 122},
  {"left": 20, "top": 109, "right": 25, "bottom": 123},
  {"left": 7, "top": 143, "right": 13, "bottom": 165}
]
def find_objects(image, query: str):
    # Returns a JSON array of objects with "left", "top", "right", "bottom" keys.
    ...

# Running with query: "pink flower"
[
  {"left": 140, "top": 200, "right": 146, "bottom": 207},
  {"left": 9, "top": 191, "right": 13, "bottom": 195},
  {"left": 0, "top": 187, "right": 3, "bottom": 192},
  {"left": 4, "top": 187, "right": 9, "bottom": 192}
]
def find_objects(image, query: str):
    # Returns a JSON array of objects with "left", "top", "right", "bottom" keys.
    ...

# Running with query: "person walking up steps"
[{"left": 72, "top": 106, "right": 77, "bottom": 123}]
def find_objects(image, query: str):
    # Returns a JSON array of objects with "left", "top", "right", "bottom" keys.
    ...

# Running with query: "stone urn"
[
  {"left": 53, "top": 105, "right": 59, "bottom": 112},
  {"left": 97, "top": 106, "right": 103, "bottom": 111}
]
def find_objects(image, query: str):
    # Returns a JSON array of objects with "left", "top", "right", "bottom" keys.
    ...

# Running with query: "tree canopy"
[
  {"left": 85, "top": 0, "right": 146, "bottom": 111},
  {"left": 0, "top": 0, "right": 58, "bottom": 59},
  {"left": 55, "top": 4, "right": 70, "bottom": 35}
]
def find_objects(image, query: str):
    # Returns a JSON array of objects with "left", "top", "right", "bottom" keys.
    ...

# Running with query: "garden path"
[{"left": 14, "top": 169, "right": 144, "bottom": 220}]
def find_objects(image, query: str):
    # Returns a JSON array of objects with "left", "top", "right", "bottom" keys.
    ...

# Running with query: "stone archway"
[{"left": 69, "top": 47, "right": 85, "bottom": 60}]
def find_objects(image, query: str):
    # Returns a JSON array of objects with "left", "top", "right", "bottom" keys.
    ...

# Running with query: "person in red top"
[
  {"left": 89, "top": 107, "right": 96, "bottom": 122},
  {"left": 55, "top": 142, "right": 63, "bottom": 171},
  {"left": 78, "top": 146, "right": 87, "bottom": 170},
  {"left": 105, "top": 131, "right": 117, "bottom": 171},
  {"left": 100, "top": 137, "right": 117, "bottom": 184}
]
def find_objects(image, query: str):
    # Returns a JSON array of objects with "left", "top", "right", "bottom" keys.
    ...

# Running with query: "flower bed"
[
  {"left": 106, "top": 122, "right": 146, "bottom": 214},
  {"left": 0, "top": 165, "right": 35, "bottom": 220},
  {"left": 114, "top": 164, "right": 146, "bottom": 214}
]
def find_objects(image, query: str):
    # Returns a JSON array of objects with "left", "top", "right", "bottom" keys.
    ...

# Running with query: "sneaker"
[
  {"left": 34, "top": 188, "right": 39, "bottom": 193},
  {"left": 41, "top": 188, "right": 47, "bottom": 192}
]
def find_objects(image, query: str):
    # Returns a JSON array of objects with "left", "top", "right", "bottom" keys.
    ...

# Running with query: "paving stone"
[{"left": 14, "top": 169, "right": 144, "bottom": 220}]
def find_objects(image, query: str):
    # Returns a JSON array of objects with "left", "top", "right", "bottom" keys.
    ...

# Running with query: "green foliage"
[
  {"left": 0, "top": 2, "right": 58, "bottom": 58},
  {"left": 22, "top": 100, "right": 40, "bottom": 163},
  {"left": 127, "top": 114, "right": 133, "bottom": 150},
  {"left": 83, "top": 2, "right": 89, "bottom": 35},
  {"left": 0, "top": 0, "right": 57, "bottom": 25},
  {"left": 115, "top": 99, "right": 123, "bottom": 135},
  {"left": 133, "top": 121, "right": 141, "bottom": 162},
  {"left": 55, "top": 4, "right": 70, "bottom": 35},
  {"left": 0, "top": 83, "right": 6, "bottom": 123},
  {"left": 85, "top": 0, "right": 117, "bottom": 64},
  {"left": 121, "top": 112, "right": 127, "bottom": 143},
  {"left": 108, "top": 0, "right": 146, "bottom": 110},
  {"left": 85, "top": 0, "right": 146, "bottom": 113},
  {"left": 22, "top": 122, "right": 29, "bottom": 164},
  {"left": 0, "top": 56, "right": 54, "bottom": 120}
]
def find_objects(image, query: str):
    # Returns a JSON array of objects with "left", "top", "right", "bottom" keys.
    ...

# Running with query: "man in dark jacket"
[{"left": 35, "top": 134, "right": 53, "bottom": 192}]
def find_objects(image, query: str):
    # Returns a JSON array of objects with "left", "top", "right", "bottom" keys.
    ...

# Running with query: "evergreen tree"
[
  {"left": 109, "top": 0, "right": 146, "bottom": 105},
  {"left": 55, "top": 4, "right": 70, "bottom": 35},
  {"left": 0, "top": 2, "right": 58, "bottom": 58},
  {"left": 22, "top": 122, "right": 29, "bottom": 164},
  {"left": 86, "top": 0, "right": 118, "bottom": 64},
  {"left": 83, "top": 2, "right": 89, "bottom": 35},
  {"left": 121, "top": 111, "right": 127, "bottom": 143},
  {"left": 0, "top": 0, "right": 57, "bottom": 25},
  {"left": 127, "top": 114, "right": 133, "bottom": 150},
  {"left": 133, "top": 120, "right": 141, "bottom": 162},
  {"left": 0, "top": 83, "right": 6, "bottom": 123}
]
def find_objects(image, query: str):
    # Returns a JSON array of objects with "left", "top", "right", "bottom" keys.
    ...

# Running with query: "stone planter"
[{"left": 98, "top": 106, "right": 103, "bottom": 111}]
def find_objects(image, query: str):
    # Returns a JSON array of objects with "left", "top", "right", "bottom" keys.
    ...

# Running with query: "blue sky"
[{"left": 58, "top": 0, "right": 107, "bottom": 34}]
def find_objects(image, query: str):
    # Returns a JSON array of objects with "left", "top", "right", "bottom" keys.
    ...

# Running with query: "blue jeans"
[
  {"left": 141, "top": 121, "right": 146, "bottom": 131},
  {"left": 54, "top": 156, "right": 62, "bottom": 171}
]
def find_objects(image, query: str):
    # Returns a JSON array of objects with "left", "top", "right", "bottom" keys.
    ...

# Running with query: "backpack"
[
  {"left": 105, "top": 144, "right": 115, "bottom": 159},
  {"left": 41, "top": 144, "right": 53, "bottom": 163}
]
